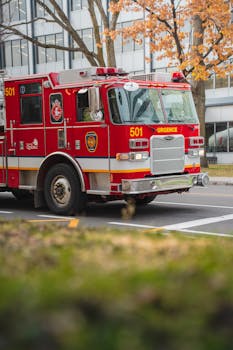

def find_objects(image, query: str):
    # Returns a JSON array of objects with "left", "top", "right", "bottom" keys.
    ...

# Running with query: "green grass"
[
  {"left": 202, "top": 164, "right": 233, "bottom": 177},
  {"left": 1, "top": 220, "right": 233, "bottom": 349}
]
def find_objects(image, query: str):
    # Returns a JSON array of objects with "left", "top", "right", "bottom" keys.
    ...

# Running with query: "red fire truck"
[{"left": 0, "top": 67, "right": 208, "bottom": 215}]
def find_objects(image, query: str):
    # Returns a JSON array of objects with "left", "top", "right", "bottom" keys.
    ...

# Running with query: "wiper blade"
[{"left": 168, "top": 119, "right": 183, "bottom": 123}]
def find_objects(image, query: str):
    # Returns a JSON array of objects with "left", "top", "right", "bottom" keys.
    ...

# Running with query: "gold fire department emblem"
[{"left": 85, "top": 131, "right": 98, "bottom": 152}]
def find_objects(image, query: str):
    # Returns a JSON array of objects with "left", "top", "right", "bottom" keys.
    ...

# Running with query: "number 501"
[{"left": 130, "top": 127, "right": 143, "bottom": 137}]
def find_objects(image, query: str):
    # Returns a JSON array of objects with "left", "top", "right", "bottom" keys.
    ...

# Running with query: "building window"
[
  {"left": 206, "top": 122, "right": 232, "bottom": 153},
  {"left": 3, "top": 40, "right": 28, "bottom": 67},
  {"left": 72, "top": 28, "right": 96, "bottom": 60},
  {"left": 35, "top": 0, "right": 62, "bottom": 17},
  {"left": 70, "top": 0, "right": 88, "bottom": 11},
  {"left": 2, "top": 0, "right": 26, "bottom": 22},
  {"left": 229, "top": 121, "right": 233, "bottom": 151},
  {"left": 216, "top": 122, "right": 228, "bottom": 152},
  {"left": 114, "top": 21, "right": 144, "bottom": 54},
  {"left": 20, "top": 83, "right": 42, "bottom": 124},
  {"left": 206, "top": 123, "right": 215, "bottom": 152},
  {"left": 36, "top": 34, "right": 64, "bottom": 64}
]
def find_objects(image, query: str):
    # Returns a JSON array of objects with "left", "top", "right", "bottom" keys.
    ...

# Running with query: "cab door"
[{"left": 44, "top": 86, "right": 110, "bottom": 193}]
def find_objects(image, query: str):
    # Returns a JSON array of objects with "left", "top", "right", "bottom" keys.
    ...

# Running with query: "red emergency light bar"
[
  {"left": 171, "top": 71, "right": 185, "bottom": 82},
  {"left": 95, "top": 67, "right": 127, "bottom": 76}
]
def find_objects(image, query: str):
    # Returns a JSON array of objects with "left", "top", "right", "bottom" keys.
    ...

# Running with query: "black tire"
[
  {"left": 134, "top": 194, "right": 157, "bottom": 206},
  {"left": 44, "top": 163, "right": 85, "bottom": 215},
  {"left": 12, "top": 189, "right": 33, "bottom": 200}
]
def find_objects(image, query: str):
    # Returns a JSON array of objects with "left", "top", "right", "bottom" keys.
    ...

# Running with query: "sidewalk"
[{"left": 209, "top": 177, "right": 233, "bottom": 185}]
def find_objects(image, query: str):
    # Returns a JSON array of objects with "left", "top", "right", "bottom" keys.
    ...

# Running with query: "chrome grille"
[{"left": 150, "top": 135, "right": 185, "bottom": 175}]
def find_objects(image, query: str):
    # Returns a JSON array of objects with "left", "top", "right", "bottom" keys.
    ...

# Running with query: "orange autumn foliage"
[{"left": 109, "top": 0, "right": 233, "bottom": 81}]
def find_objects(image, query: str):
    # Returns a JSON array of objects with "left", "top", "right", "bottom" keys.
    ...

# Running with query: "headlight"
[
  {"left": 116, "top": 152, "right": 149, "bottom": 161},
  {"left": 199, "top": 149, "right": 204, "bottom": 157},
  {"left": 188, "top": 148, "right": 199, "bottom": 157}
]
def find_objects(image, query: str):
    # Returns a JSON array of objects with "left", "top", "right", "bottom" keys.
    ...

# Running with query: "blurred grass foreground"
[
  {"left": 1, "top": 220, "right": 233, "bottom": 350},
  {"left": 202, "top": 164, "right": 233, "bottom": 177}
]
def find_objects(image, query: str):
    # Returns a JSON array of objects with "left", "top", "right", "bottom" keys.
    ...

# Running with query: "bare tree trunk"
[
  {"left": 106, "top": 38, "right": 116, "bottom": 67},
  {"left": 192, "top": 80, "right": 208, "bottom": 167},
  {"left": 191, "top": 14, "right": 208, "bottom": 168}
]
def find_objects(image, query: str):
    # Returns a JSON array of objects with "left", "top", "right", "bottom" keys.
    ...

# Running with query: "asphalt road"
[{"left": 0, "top": 184, "right": 233, "bottom": 237}]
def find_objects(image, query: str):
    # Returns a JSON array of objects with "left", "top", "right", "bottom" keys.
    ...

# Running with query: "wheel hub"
[{"left": 51, "top": 177, "right": 71, "bottom": 206}]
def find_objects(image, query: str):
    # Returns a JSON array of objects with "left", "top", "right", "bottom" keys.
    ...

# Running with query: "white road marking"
[
  {"left": 38, "top": 214, "right": 74, "bottom": 220},
  {"left": 109, "top": 222, "right": 156, "bottom": 229},
  {"left": 179, "top": 229, "right": 233, "bottom": 238},
  {"left": 163, "top": 213, "right": 233, "bottom": 230},
  {"left": 108, "top": 221, "right": 233, "bottom": 238},
  {"left": 0, "top": 211, "right": 13, "bottom": 214},
  {"left": 156, "top": 201, "right": 233, "bottom": 210}
]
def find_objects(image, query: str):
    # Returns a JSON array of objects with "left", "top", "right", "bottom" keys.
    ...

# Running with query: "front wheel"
[{"left": 44, "top": 163, "right": 85, "bottom": 215}]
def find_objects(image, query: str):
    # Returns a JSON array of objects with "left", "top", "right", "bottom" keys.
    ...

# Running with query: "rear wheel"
[
  {"left": 134, "top": 194, "right": 157, "bottom": 206},
  {"left": 44, "top": 163, "right": 85, "bottom": 215}
]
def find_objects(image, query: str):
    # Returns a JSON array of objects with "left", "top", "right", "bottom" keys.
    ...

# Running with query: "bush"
[{"left": 0, "top": 220, "right": 233, "bottom": 349}]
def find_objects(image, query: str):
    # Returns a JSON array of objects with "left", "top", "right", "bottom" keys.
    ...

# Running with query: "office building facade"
[{"left": 0, "top": 0, "right": 233, "bottom": 163}]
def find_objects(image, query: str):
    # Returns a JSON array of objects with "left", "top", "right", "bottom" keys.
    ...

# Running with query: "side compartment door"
[
  {"left": 0, "top": 135, "right": 6, "bottom": 185},
  {"left": 12, "top": 80, "right": 45, "bottom": 189}
]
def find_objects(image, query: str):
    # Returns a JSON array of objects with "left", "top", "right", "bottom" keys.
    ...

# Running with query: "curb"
[{"left": 209, "top": 178, "right": 233, "bottom": 186}]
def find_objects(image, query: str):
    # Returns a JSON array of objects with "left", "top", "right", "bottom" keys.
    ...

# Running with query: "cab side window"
[
  {"left": 76, "top": 90, "right": 92, "bottom": 122},
  {"left": 20, "top": 83, "right": 42, "bottom": 124}
]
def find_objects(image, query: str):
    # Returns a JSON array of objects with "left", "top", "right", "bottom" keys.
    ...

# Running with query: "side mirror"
[{"left": 88, "top": 87, "right": 100, "bottom": 112}]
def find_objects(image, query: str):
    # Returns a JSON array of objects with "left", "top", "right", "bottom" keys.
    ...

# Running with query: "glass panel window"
[
  {"left": 36, "top": 34, "right": 63, "bottom": 63},
  {"left": 12, "top": 40, "right": 21, "bottom": 66},
  {"left": 215, "top": 76, "right": 228, "bottom": 89},
  {"left": 10, "top": 0, "right": 19, "bottom": 21},
  {"left": 122, "top": 22, "right": 134, "bottom": 52},
  {"left": 206, "top": 123, "right": 215, "bottom": 152},
  {"left": 72, "top": 30, "right": 82, "bottom": 60},
  {"left": 2, "top": 2, "right": 10, "bottom": 22},
  {"left": 229, "top": 122, "right": 233, "bottom": 152},
  {"left": 114, "top": 23, "right": 122, "bottom": 54},
  {"left": 71, "top": 0, "right": 81, "bottom": 11},
  {"left": 55, "top": 33, "right": 64, "bottom": 61},
  {"left": 4, "top": 42, "right": 12, "bottom": 67},
  {"left": 215, "top": 122, "right": 228, "bottom": 152},
  {"left": 36, "top": 0, "right": 45, "bottom": 17},
  {"left": 204, "top": 75, "right": 214, "bottom": 89},
  {"left": 81, "top": 0, "right": 88, "bottom": 9},
  {"left": 82, "top": 28, "right": 93, "bottom": 52},
  {"left": 46, "top": 35, "right": 56, "bottom": 62},
  {"left": 35, "top": 0, "right": 61, "bottom": 17},
  {"left": 21, "top": 40, "right": 28, "bottom": 66},
  {"left": 36, "top": 36, "right": 46, "bottom": 64},
  {"left": 19, "top": 0, "right": 26, "bottom": 20}
]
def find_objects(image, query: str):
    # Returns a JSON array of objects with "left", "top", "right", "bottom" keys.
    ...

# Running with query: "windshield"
[
  {"left": 108, "top": 87, "right": 198, "bottom": 125},
  {"left": 161, "top": 89, "right": 198, "bottom": 124}
]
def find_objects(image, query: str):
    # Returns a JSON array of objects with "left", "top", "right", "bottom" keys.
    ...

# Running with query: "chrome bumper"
[{"left": 121, "top": 173, "right": 209, "bottom": 194}]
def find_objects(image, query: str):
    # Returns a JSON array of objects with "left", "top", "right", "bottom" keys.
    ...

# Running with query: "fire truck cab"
[{"left": 0, "top": 67, "right": 208, "bottom": 215}]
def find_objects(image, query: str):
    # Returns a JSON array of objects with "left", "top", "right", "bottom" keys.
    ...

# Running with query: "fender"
[{"left": 37, "top": 151, "right": 86, "bottom": 192}]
